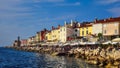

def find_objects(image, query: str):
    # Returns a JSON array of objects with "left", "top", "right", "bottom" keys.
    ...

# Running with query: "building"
[
  {"left": 35, "top": 29, "right": 48, "bottom": 43},
  {"left": 13, "top": 36, "right": 21, "bottom": 47},
  {"left": 79, "top": 22, "right": 93, "bottom": 37},
  {"left": 21, "top": 39, "right": 27, "bottom": 46},
  {"left": 27, "top": 36, "right": 36, "bottom": 46},
  {"left": 35, "top": 32, "right": 41, "bottom": 43},
  {"left": 59, "top": 20, "right": 79, "bottom": 42},
  {"left": 45, "top": 31, "right": 52, "bottom": 42},
  {"left": 102, "top": 17, "right": 120, "bottom": 40},
  {"left": 51, "top": 25, "right": 60, "bottom": 43},
  {"left": 92, "top": 19, "right": 103, "bottom": 36}
]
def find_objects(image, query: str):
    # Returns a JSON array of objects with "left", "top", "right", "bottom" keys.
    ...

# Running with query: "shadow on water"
[{"left": 0, "top": 47, "right": 100, "bottom": 68}]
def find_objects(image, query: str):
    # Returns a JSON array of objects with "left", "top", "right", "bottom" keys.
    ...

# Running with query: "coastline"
[{"left": 6, "top": 44, "right": 120, "bottom": 68}]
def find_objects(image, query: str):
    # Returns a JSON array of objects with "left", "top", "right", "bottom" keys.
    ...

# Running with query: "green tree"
[{"left": 98, "top": 33, "right": 103, "bottom": 41}]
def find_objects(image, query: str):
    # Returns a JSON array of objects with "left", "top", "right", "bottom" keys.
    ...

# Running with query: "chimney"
[
  {"left": 64, "top": 21, "right": 67, "bottom": 26},
  {"left": 94, "top": 18, "right": 98, "bottom": 23},
  {"left": 44, "top": 28, "right": 47, "bottom": 31},
  {"left": 109, "top": 17, "right": 112, "bottom": 20},
  {"left": 58, "top": 25, "right": 60, "bottom": 29},
  {"left": 52, "top": 26, "right": 54, "bottom": 30},
  {"left": 104, "top": 19, "right": 106, "bottom": 21},
  {"left": 78, "top": 23, "right": 80, "bottom": 27},
  {"left": 71, "top": 20, "right": 73, "bottom": 26}
]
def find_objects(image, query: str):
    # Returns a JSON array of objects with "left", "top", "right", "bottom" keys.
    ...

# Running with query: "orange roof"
[{"left": 94, "top": 17, "right": 120, "bottom": 24}]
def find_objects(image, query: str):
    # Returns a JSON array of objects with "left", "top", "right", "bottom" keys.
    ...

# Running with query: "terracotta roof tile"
[{"left": 94, "top": 17, "right": 120, "bottom": 24}]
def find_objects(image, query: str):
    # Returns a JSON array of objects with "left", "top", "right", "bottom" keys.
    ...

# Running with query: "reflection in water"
[{"left": 0, "top": 47, "right": 100, "bottom": 68}]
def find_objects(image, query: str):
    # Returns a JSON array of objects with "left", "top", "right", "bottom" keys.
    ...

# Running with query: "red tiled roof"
[
  {"left": 94, "top": 17, "right": 120, "bottom": 24},
  {"left": 77, "top": 22, "right": 92, "bottom": 28}
]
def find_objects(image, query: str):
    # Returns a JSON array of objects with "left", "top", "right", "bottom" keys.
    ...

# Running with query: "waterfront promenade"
[{"left": 8, "top": 43, "right": 120, "bottom": 68}]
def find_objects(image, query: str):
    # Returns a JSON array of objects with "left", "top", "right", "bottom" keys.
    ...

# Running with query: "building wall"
[
  {"left": 73, "top": 28, "right": 80, "bottom": 37},
  {"left": 80, "top": 26, "right": 92, "bottom": 37},
  {"left": 59, "top": 26, "right": 74, "bottom": 42},
  {"left": 51, "top": 29, "right": 60, "bottom": 42},
  {"left": 21, "top": 39, "right": 27, "bottom": 46},
  {"left": 35, "top": 32, "right": 40, "bottom": 43},
  {"left": 45, "top": 32, "right": 52, "bottom": 41},
  {"left": 103, "top": 22, "right": 120, "bottom": 36},
  {"left": 92, "top": 24, "right": 103, "bottom": 36},
  {"left": 60, "top": 26, "right": 66, "bottom": 43}
]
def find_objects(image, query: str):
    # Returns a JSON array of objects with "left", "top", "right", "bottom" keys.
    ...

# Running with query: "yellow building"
[
  {"left": 35, "top": 32, "right": 40, "bottom": 43},
  {"left": 51, "top": 27, "right": 60, "bottom": 42},
  {"left": 45, "top": 31, "right": 52, "bottom": 42},
  {"left": 80, "top": 23, "right": 93, "bottom": 37}
]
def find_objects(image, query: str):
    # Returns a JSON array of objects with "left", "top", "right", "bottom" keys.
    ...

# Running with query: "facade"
[
  {"left": 102, "top": 17, "right": 120, "bottom": 40},
  {"left": 35, "top": 29, "right": 48, "bottom": 43},
  {"left": 15, "top": 17, "right": 120, "bottom": 46},
  {"left": 27, "top": 36, "right": 36, "bottom": 46},
  {"left": 80, "top": 23, "right": 93, "bottom": 37},
  {"left": 13, "top": 36, "right": 21, "bottom": 47},
  {"left": 40, "top": 29, "right": 48, "bottom": 42},
  {"left": 45, "top": 31, "right": 52, "bottom": 42},
  {"left": 21, "top": 39, "right": 27, "bottom": 46},
  {"left": 51, "top": 26, "right": 60, "bottom": 42},
  {"left": 73, "top": 28, "right": 80, "bottom": 38},
  {"left": 35, "top": 32, "right": 41, "bottom": 43},
  {"left": 59, "top": 21, "right": 79, "bottom": 42},
  {"left": 92, "top": 20, "right": 103, "bottom": 36}
]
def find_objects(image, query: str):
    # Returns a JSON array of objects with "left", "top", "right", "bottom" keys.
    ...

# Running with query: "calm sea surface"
[{"left": 0, "top": 47, "right": 100, "bottom": 68}]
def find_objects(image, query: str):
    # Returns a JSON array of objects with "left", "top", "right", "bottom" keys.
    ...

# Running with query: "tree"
[{"left": 98, "top": 33, "right": 103, "bottom": 41}]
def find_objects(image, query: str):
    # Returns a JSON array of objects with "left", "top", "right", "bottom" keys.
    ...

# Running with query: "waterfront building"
[
  {"left": 27, "top": 36, "right": 36, "bottom": 46},
  {"left": 59, "top": 20, "right": 79, "bottom": 42},
  {"left": 92, "top": 19, "right": 103, "bottom": 36},
  {"left": 102, "top": 17, "right": 120, "bottom": 40},
  {"left": 79, "top": 22, "right": 93, "bottom": 37},
  {"left": 13, "top": 36, "right": 21, "bottom": 47},
  {"left": 35, "top": 29, "right": 48, "bottom": 43},
  {"left": 21, "top": 39, "right": 27, "bottom": 46},
  {"left": 27, "top": 37, "right": 32, "bottom": 45},
  {"left": 35, "top": 31, "right": 41, "bottom": 43},
  {"left": 92, "top": 17, "right": 120, "bottom": 40},
  {"left": 51, "top": 25, "right": 60, "bottom": 43},
  {"left": 45, "top": 31, "right": 52, "bottom": 42}
]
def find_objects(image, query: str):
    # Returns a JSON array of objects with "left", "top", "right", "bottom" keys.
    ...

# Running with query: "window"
[
  {"left": 64, "top": 28, "right": 66, "bottom": 31},
  {"left": 115, "top": 29, "right": 117, "bottom": 34},
  {"left": 75, "top": 34, "right": 77, "bottom": 36},
  {"left": 104, "top": 30, "right": 106, "bottom": 34},
  {"left": 86, "top": 30, "right": 88, "bottom": 34},
  {"left": 75, "top": 29, "right": 77, "bottom": 32},
  {"left": 61, "top": 29, "right": 62, "bottom": 31},
  {"left": 82, "top": 31, "right": 84, "bottom": 36}
]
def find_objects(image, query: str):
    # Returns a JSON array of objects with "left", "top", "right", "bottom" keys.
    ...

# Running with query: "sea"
[{"left": 0, "top": 47, "right": 100, "bottom": 68}]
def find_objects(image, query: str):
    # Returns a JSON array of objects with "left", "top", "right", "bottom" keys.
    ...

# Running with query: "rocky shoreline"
[{"left": 6, "top": 45, "right": 120, "bottom": 68}]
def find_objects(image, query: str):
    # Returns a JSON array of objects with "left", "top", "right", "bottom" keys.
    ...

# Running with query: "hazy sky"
[{"left": 0, "top": 0, "right": 120, "bottom": 46}]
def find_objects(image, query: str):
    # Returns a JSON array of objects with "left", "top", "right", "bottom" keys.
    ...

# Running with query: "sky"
[{"left": 0, "top": 0, "right": 120, "bottom": 46}]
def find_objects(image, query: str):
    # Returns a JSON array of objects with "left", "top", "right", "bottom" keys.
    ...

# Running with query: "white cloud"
[
  {"left": 96, "top": 0, "right": 120, "bottom": 5},
  {"left": 108, "top": 7, "right": 120, "bottom": 16}
]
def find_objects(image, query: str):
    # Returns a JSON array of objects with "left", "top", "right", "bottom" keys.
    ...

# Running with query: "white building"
[
  {"left": 59, "top": 20, "right": 80, "bottom": 43},
  {"left": 92, "top": 20, "right": 103, "bottom": 36}
]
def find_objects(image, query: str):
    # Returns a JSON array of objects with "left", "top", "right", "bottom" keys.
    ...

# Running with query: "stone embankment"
[{"left": 7, "top": 45, "right": 120, "bottom": 68}]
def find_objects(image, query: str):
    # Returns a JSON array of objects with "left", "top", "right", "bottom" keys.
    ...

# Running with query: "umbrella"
[{"left": 112, "top": 38, "right": 120, "bottom": 42}]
